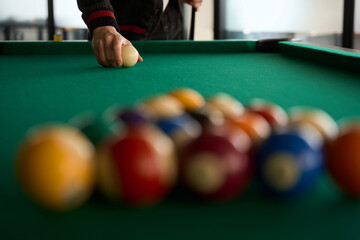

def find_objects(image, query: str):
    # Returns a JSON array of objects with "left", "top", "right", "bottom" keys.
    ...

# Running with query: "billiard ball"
[
  {"left": 207, "top": 119, "right": 253, "bottom": 154},
  {"left": 256, "top": 124, "right": 324, "bottom": 197},
  {"left": 140, "top": 94, "right": 184, "bottom": 119},
  {"left": 228, "top": 110, "right": 271, "bottom": 145},
  {"left": 180, "top": 131, "right": 252, "bottom": 201},
  {"left": 169, "top": 88, "right": 205, "bottom": 111},
  {"left": 97, "top": 123, "right": 177, "bottom": 206},
  {"left": 121, "top": 44, "right": 138, "bottom": 68},
  {"left": 288, "top": 106, "right": 338, "bottom": 142},
  {"left": 207, "top": 93, "right": 244, "bottom": 118},
  {"left": 156, "top": 113, "right": 202, "bottom": 150},
  {"left": 247, "top": 99, "right": 288, "bottom": 129},
  {"left": 69, "top": 111, "right": 120, "bottom": 145},
  {"left": 111, "top": 106, "right": 151, "bottom": 126},
  {"left": 326, "top": 122, "right": 360, "bottom": 197},
  {"left": 187, "top": 103, "right": 225, "bottom": 129},
  {"left": 16, "top": 124, "right": 95, "bottom": 211}
]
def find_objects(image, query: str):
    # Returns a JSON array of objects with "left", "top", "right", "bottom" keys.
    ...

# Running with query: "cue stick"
[{"left": 189, "top": 7, "right": 196, "bottom": 40}]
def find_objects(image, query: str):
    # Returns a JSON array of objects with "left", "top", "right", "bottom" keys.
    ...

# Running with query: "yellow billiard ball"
[
  {"left": 16, "top": 124, "right": 96, "bottom": 211},
  {"left": 169, "top": 88, "right": 205, "bottom": 111},
  {"left": 121, "top": 44, "right": 139, "bottom": 68}
]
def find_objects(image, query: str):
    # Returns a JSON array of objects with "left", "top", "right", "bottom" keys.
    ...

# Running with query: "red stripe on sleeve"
[
  {"left": 119, "top": 25, "right": 147, "bottom": 34},
  {"left": 85, "top": 10, "right": 116, "bottom": 25}
]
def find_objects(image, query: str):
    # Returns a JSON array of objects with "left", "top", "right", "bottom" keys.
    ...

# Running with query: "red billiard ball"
[
  {"left": 97, "top": 123, "right": 177, "bottom": 206},
  {"left": 326, "top": 122, "right": 360, "bottom": 197},
  {"left": 180, "top": 130, "right": 252, "bottom": 201},
  {"left": 247, "top": 99, "right": 288, "bottom": 129}
]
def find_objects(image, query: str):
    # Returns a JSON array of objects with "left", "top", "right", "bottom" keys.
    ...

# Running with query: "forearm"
[{"left": 77, "top": 0, "right": 119, "bottom": 37}]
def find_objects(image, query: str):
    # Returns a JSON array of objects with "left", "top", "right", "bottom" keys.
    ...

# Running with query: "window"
[
  {"left": 0, "top": 0, "right": 87, "bottom": 40},
  {"left": 221, "top": 0, "right": 359, "bottom": 49}
]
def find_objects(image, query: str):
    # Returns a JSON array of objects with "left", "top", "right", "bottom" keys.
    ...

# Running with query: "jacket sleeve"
[{"left": 77, "top": 0, "right": 120, "bottom": 37}]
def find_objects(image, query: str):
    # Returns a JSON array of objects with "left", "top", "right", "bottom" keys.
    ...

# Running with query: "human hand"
[
  {"left": 181, "top": 0, "right": 203, "bottom": 11},
  {"left": 92, "top": 26, "right": 143, "bottom": 67}
]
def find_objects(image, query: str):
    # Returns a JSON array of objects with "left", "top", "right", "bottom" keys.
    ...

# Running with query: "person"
[{"left": 77, "top": 0, "right": 203, "bottom": 67}]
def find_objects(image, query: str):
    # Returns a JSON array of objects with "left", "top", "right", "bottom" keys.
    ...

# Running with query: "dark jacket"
[{"left": 77, "top": 0, "right": 183, "bottom": 40}]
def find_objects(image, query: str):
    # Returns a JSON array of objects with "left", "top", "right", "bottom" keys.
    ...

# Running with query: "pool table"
[{"left": 0, "top": 40, "right": 360, "bottom": 240}]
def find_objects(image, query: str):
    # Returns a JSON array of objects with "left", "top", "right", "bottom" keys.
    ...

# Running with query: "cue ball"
[
  {"left": 121, "top": 44, "right": 138, "bottom": 68},
  {"left": 16, "top": 124, "right": 95, "bottom": 211}
]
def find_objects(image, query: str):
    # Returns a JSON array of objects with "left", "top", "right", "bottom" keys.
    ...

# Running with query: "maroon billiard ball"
[{"left": 180, "top": 129, "right": 252, "bottom": 201}]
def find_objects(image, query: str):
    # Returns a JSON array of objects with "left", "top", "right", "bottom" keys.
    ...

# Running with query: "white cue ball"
[{"left": 121, "top": 45, "right": 139, "bottom": 68}]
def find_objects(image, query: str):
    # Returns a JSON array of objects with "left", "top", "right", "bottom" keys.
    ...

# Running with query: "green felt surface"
[{"left": 0, "top": 40, "right": 360, "bottom": 240}]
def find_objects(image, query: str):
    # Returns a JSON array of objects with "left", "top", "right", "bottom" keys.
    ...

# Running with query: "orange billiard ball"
[
  {"left": 326, "top": 123, "right": 360, "bottom": 197},
  {"left": 228, "top": 111, "right": 271, "bottom": 145}
]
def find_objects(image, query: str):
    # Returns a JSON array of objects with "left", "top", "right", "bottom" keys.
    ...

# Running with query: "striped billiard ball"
[
  {"left": 288, "top": 106, "right": 338, "bottom": 142},
  {"left": 207, "top": 93, "right": 244, "bottom": 119}
]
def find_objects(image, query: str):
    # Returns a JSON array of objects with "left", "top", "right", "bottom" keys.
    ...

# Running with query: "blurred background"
[{"left": 0, "top": 0, "right": 359, "bottom": 49}]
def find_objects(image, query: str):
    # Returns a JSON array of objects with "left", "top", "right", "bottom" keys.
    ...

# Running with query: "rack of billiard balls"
[{"left": 15, "top": 88, "right": 360, "bottom": 211}]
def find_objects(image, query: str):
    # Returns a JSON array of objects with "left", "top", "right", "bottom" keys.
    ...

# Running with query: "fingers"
[
  {"left": 192, "top": 0, "right": 202, "bottom": 11},
  {"left": 104, "top": 34, "right": 117, "bottom": 67},
  {"left": 92, "top": 26, "right": 142, "bottom": 68},
  {"left": 93, "top": 38, "right": 110, "bottom": 67},
  {"left": 112, "top": 36, "right": 123, "bottom": 67},
  {"left": 182, "top": 0, "right": 202, "bottom": 11}
]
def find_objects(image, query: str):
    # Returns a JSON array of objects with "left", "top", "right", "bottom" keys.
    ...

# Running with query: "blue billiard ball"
[
  {"left": 256, "top": 124, "right": 324, "bottom": 197},
  {"left": 156, "top": 113, "right": 201, "bottom": 150}
]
